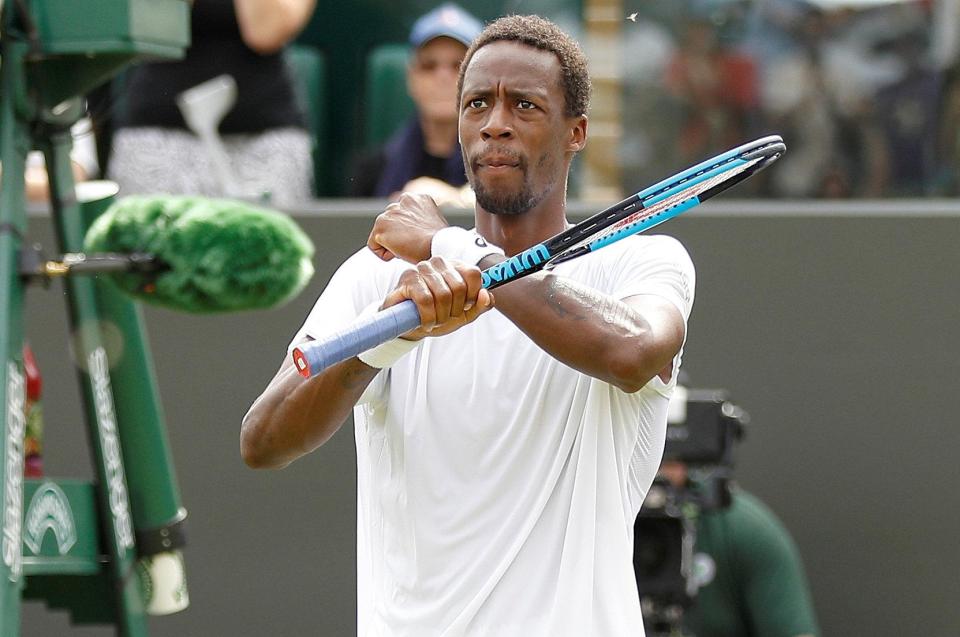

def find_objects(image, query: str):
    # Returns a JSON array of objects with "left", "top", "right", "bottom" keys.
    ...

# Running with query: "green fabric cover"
[
  {"left": 84, "top": 195, "right": 315, "bottom": 313},
  {"left": 687, "top": 489, "right": 820, "bottom": 637}
]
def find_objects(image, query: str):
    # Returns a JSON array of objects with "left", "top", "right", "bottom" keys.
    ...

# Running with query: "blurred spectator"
[
  {"left": 108, "top": 0, "right": 316, "bottom": 206},
  {"left": 662, "top": 17, "right": 759, "bottom": 167},
  {"left": 745, "top": 3, "right": 885, "bottom": 198},
  {"left": 620, "top": 13, "right": 681, "bottom": 190},
  {"left": 936, "top": 62, "right": 960, "bottom": 193},
  {"left": 867, "top": 22, "right": 941, "bottom": 196},
  {"left": 348, "top": 3, "right": 481, "bottom": 207},
  {"left": 754, "top": 7, "right": 846, "bottom": 198}
]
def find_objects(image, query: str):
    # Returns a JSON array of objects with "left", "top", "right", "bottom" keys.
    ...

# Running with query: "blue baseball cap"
[{"left": 409, "top": 3, "right": 483, "bottom": 49}]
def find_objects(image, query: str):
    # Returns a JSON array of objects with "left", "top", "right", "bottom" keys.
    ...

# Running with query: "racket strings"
[{"left": 578, "top": 157, "right": 761, "bottom": 250}]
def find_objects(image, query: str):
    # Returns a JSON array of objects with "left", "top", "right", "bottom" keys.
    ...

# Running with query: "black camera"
[
  {"left": 663, "top": 388, "right": 747, "bottom": 511},
  {"left": 663, "top": 389, "right": 746, "bottom": 466},
  {"left": 633, "top": 478, "right": 696, "bottom": 605},
  {"left": 634, "top": 388, "right": 749, "bottom": 636}
]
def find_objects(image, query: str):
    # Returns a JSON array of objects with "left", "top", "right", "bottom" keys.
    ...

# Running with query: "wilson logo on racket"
[{"left": 481, "top": 244, "right": 551, "bottom": 288}]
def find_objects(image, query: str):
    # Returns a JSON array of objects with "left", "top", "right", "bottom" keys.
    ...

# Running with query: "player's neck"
[{"left": 475, "top": 188, "right": 569, "bottom": 256}]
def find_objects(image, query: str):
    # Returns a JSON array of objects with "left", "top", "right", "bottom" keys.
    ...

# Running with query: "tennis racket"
[{"left": 293, "top": 135, "right": 785, "bottom": 378}]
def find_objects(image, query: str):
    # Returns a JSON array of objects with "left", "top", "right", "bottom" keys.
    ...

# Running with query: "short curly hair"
[{"left": 457, "top": 15, "right": 591, "bottom": 118}]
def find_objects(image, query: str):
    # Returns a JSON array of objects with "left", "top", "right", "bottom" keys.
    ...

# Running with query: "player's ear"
[{"left": 567, "top": 115, "right": 587, "bottom": 153}]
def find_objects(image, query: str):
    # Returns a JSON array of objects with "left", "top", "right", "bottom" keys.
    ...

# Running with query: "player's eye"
[
  {"left": 517, "top": 100, "right": 535, "bottom": 110},
  {"left": 467, "top": 98, "right": 487, "bottom": 109}
]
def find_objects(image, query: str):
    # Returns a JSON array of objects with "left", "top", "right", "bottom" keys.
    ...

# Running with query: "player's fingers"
[
  {"left": 456, "top": 264, "right": 484, "bottom": 312},
  {"left": 417, "top": 261, "right": 452, "bottom": 328},
  {"left": 393, "top": 269, "right": 437, "bottom": 331},
  {"left": 367, "top": 211, "right": 386, "bottom": 250},
  {"left": 366, "top": 231, "right": 395, "bottom": 261},
  {"left": 432, "top": 257, "right": 468, "bottom": 318},
  {"left": 462, "top": 288, "right": 494, "bottom": 322},
  {"left": 370, "top": 245, "right": 395, "bottom": 261},
  {"left": 367, "top": 203, "right": 406, "bottom": 259}
]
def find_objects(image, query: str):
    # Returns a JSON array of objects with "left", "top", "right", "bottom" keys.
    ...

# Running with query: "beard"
[
  {"left": 473, "top": 177, "right": 538, "bottom": 216},
  {"left": 465, "top": 148, "right": 557, "bottom": 216}
]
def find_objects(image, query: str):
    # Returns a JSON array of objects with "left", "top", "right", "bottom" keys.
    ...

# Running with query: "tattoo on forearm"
[
  {"left": 545, "top": 278, "right": 588, "bottom": 320},
  {"left": 597, "top": 295, "right": 633, "bottom": 326}
]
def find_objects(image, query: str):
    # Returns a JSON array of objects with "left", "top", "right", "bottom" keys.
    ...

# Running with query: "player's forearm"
[
  {"left": 241, "top": 358, "right": 377, "bottom": 469},
  {"left": 489, "top": 269, "right": 670, "bottom": 393}
]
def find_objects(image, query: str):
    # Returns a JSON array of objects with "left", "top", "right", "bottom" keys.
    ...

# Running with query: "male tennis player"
[{"left": 242, "top": 15, "right": 695, "bottom": 636}]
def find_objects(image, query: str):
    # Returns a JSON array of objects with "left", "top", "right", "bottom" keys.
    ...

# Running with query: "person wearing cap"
[{"left": 349, "top": 3, "right": 482, "bottom": 205}]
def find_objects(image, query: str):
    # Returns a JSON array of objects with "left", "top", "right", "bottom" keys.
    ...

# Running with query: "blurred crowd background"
[
  {"left": 80, "top": 0, "right": 960, "bottom": 203},
  {"left": 618, "top": 0, "right": 957, "bottom": 200}
]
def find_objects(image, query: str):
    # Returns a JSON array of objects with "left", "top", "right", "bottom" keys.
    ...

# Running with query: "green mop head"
[{"left": 84, "top": 195, "right": 315, "bottom": 313}]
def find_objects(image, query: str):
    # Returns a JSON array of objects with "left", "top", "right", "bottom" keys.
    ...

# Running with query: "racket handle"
[{"left": 292, "top": 300, "right": 421, "bottom": 378}]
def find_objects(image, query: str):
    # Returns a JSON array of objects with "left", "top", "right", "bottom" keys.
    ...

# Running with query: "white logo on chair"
[
  {"left": 2, "top": 362, "right": 25, "bottom": 581},
  {"left": 89, "top": 347, "right": 135, "bottom": 551},
  {"left": 23, "top": 482, "right": 77, "bottom": 556}
]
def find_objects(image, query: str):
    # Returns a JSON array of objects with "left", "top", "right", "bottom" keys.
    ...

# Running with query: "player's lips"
[{"left": 475, "top": 154, "right": 522, "bottom": 171}]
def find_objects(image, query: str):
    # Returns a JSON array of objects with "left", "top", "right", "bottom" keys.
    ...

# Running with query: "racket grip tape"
[{"left": 292, "top": 300, "right": 421, "bottom": 378}]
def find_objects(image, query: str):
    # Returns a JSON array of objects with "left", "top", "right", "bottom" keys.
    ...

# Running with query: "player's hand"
[
  {"left": 368, "top": 192, "right": 448, "bottom": 263},
  {"left": 381, "top": 256, "right": 493, "bottom": 340},
  {"left": 400, "top": 176, "right": 475, "bottom": 209}
]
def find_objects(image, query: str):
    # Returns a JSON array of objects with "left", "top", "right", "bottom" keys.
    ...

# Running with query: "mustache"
[{"left": 470, "top": 147, "right": 526, "bottom": 171}]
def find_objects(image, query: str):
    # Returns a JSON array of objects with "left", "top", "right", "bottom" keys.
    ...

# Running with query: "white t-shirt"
[{"left": 291, "top": 234, "right": 696, "bottom": 636}]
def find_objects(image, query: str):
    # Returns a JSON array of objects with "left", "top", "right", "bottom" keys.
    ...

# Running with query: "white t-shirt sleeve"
[
  {"left": 287, "top": 248, "right": 413, "bottom": 404},
  {"left": 287, "top": 248, "right": 412, "bottom": 347},
  {"left": 610, "top": 234, "right": 696, "bottom": 323},
  {"left": 605, "top": 235, "right": 695, "bottom": 395}
]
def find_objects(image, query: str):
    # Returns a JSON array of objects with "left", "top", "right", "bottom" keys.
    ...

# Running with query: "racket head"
[{"left": 547, "top": 135, "right": 785, "bottom": 262}]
